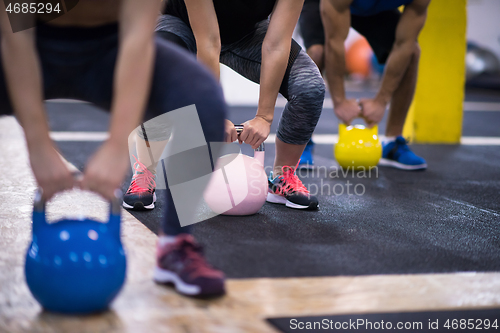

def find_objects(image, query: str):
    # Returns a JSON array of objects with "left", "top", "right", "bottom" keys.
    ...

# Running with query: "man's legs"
[
  {"left": 297, "top": 0, "right": 325, "bottom": 167},
  {"left": 0, "top": 42, "right": 13, "bottom": 117},
  {"left": 385, "top": 43, "right": 420, "bottom": 137},
  {"left": 298, "top": 0, "right": 325, "bottom": 71},
  {"left": 307, "top": 44, "right": 325, "bottom": 71}
]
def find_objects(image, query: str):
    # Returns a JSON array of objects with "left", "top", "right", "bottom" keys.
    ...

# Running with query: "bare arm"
[
  {"left": 82, "top": 0, "right": 161, "bottom": 198},
  {"left": 321, "top": 0, "right": 351, "bottom": 104},
  {"left": 258, "top": 0, "right": 303, "bottom": 123},
  {"left": 375, "top": 0, "right": 430, "bottom": 104},
  {"left": 321, "top": 0, "right": 361, "bottom": 124},
  {"left": 240, "top": 0, "right": 304, "bottom": 148},
  {"left": 0, "top": 14, "right": 41, "bottom": 136},
  {"left": 0, "top": 4, "right": 75, "bottom": 198},
  {"left": 185, "top": 0, "right": 221, "bottom": 79},
  {"left": 0, "top": 6, "right": 46, "bottom": 145},
  {"left": 106, "top": 0, "right": 159, "bottom": 149}
]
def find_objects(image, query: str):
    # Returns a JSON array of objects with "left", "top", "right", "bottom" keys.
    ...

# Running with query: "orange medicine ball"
[{"left": 345, "top": 37, "right": 373, "bottom": 78}]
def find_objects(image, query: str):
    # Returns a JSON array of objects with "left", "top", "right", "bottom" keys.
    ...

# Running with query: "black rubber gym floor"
[{"left": 48, "top": 87, "right": 500, "bottom": 279}]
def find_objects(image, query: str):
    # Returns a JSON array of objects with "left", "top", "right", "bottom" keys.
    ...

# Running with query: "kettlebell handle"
[
  {"left": 234, "top": 124, "right": 265, "bottom": 152},
  {"left": 31, "top": 173, "right": 123, "bottom": 240},
  {"left": 356, "top": 98, "right": 362, "bottom": 111},
  {"left": 33, "top": 180, "right": 123, "bottom": 217}
]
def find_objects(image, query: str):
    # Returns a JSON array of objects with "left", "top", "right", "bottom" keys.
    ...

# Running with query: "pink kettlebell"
[{"left": 204, "top": 125, "right": 268, "bottom": 215}]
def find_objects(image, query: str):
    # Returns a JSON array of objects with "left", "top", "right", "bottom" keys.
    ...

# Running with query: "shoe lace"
[
  {"left": 278, "top": 162, "right": 309, "bottom": 195},
  {"left": 176, "top": 238, "right": 216, "bottom": 278},
  {"left": 127, "top": 156, "right": 156, "bottom": 194},
  {"left": 394, "top": 137, "right": 411, "bottom": 152}
]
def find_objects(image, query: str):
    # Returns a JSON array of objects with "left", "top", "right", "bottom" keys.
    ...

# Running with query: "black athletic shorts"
[
  {"left": 298, "top": 0, "right": 401, "bottom": 64},
  {"left": 299, "top": 0, "right": 325, "bottom": 50}
]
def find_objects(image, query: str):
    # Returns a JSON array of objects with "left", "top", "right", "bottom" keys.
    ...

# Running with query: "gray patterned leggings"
[{"left": 153, "top": 15, "right": 325, "bottom": 145}]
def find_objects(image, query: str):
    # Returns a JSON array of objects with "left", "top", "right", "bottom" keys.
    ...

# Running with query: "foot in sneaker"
[
  {"left": 122, "top": 156, "right": 157, "bottom": 210},
  {"left": 154, "top": 234, "right": 225, "bottom": 297},
  {"left": 266, "top": 164, "right": 318, "bottom": 210},
  {"left": 298, "top": 139, "right": 315, "bottom": 170},
  {"left": 379, "top": 136, "right": 427, "bottom": 170}
]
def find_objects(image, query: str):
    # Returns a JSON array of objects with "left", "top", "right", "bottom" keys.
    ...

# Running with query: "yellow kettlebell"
[{"left": 334, "top": 123, "right": 382, "bottom": 170}]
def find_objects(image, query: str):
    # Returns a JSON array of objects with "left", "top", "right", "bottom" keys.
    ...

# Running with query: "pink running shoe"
[
  {"left": 266, "top": 164, "right": 319, "bottom": 210},
  {"left": 122, "top": 156, "right": 157, "bottom": 210}
]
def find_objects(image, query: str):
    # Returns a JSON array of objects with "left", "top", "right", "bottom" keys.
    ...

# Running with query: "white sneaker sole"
[
  {"left": 266, "top": 192, "right": 312, "bottom": 209},
  {"left": 379, "top": 158, "right": 427, "bottom": 171},
  {"left": 153, "top": 266, "right": 201, "bottom": 295},
  {"left": 122, "top": 192, "right": 157, "bottom": 210}
]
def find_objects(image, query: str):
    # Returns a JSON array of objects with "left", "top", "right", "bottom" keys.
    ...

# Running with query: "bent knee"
[
  {"left": 413, "top": 42, "right": 421, "bottom": 59},
  {"left": 295, "top": 74, "right": 326, "bottom": 110},
  {"left": 307, "top": 45, "right": 325, "bottom": 70}
]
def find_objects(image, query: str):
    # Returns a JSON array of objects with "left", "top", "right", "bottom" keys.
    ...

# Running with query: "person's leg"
[
  {"left": 156, "top": 14, "right": 197, "bottom": 53},
  {"left": 380, "top": 43, "right": 426, "bottom": 170},
  {"left": 135, "top": 128, "right": 170, "bottom": 173},
  {"left": 143, "top": 35, "right": 226, "bottom": 229},
  {"left": 351, "top": 11, "right": 426, "bottom": 170},
  {"left": 139, "top": 13, "right": 198, "bottom": 171},
  {"left": 130, "top": 13, "right": 197, "bottom": 178},
  {"left": 385, "top": 42, "right": 420, "bottom": 137},
  {"left": 298, "top": 0, "right": 325, "bottom": 71},
  {"left": 273, "top": 49, "right": 325, "bottom": 173},
  {"left": 299, "top": 42, "right": 321, "bottom": 170},
  {"left": 296, "top": 0, "right": 325, "bottom": 167},
  {"left": 122, "top": 14, "right": 199, "bottom": 211},
  {"left": 69, "top": 25, "right": 226, "bottom": 294},
  {"left": 273, "top": 51, "right": 324, "bottom": 175},
  {"left": 220, "top": 22, "right": 324, "bottom": 210},
  {"left": 121, "top": 125, "right": 169, "bottom": 211},
  {"left": 306, "top": 44, "right": 325, "bottom": 71},
  {"left": 0, "top": 37, "right": 14, "bottom": 117},
  {"left": 144, "top": 38, "right": 226, "bottom": 296}
]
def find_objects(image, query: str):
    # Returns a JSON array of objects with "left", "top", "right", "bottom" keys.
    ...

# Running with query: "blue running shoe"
[
  {"left": 298, "top": 139, "right": 315, "bottom": 170},
  {"left": 379, "top": 136, "right": 427, "bottom": 170}
]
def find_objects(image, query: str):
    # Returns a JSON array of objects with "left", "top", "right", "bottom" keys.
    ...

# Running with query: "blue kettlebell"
[{"left": 25, "top": 187, "right": 127, "bottom": 314}]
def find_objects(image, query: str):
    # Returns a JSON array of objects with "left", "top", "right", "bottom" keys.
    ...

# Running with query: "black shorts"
[
  {"left": 299, "top": 0, "right": 324, "bottom": 50},
  {"left": 298, "top": 0, "right": 400, "bottom": 64}
]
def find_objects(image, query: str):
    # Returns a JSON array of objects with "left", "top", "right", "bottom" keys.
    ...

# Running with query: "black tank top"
[{"left": 164, "top": 0, "right": 277, "bottom": 44}]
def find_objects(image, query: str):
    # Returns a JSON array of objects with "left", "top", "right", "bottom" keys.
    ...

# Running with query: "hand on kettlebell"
[
  {"left": 359, "top": 98, "right": 387, "bottom": 128},
  {"left": 81, "top": 140, "right": 129, "bottom": 201},
  {"left": 334, "top": 99, "right": 362, "bottom": 125},
  {"left": 240, "top": 116, "right": 271, "bottom": 150},
  {"left": 28, "top": 142, "right": 75, "bottom": 201}
]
